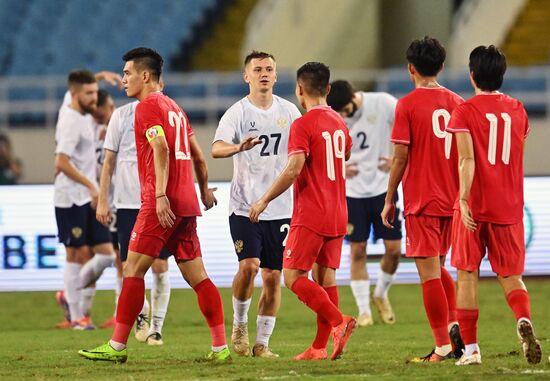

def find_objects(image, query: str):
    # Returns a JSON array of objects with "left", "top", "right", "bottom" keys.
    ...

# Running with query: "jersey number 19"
[{"left": 322, "top": 130, "right": 346, "bottom": 181}]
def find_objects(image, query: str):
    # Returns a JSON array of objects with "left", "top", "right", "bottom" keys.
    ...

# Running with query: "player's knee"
[
  {"left": 239, "top": 261, "right": 259, "bottom": 279},
  {"left": 262, "top": 270, "right": 281, "bottom": 290},
  {"left": 350, "top": 242, "right": 367, "bottom": 261}
]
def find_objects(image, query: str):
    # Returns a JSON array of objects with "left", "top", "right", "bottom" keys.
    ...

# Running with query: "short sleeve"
[
  {"left": 382, "top": 93, "right": 398, "bottom": 128},
  {"left": 55, "top": 113, "right": 81, "bottom": 156},
  {"left": 391, "top": 100, "right": 411, "bottom": 145},
  {"left": 103, "top": 108, "right": 122, "bottom": 152},
  {"left": 214, "top": 103, "right": 240, "bottom": 144},
  {"left": 288, "top": 117, "right": 309, "bottom": 157},
  {"left": 135, "top": 101, "right": 162, "bottom": 138},
  {"left": 522, "top": 108, "right": 530, "bottom": 138},
  {"left": 447, "top": 104, "right": 471, "bottom": 134}
]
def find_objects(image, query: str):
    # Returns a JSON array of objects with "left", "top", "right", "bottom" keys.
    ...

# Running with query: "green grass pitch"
[{"left": 0, "top": 279, "right": 548, "bottom": 380}]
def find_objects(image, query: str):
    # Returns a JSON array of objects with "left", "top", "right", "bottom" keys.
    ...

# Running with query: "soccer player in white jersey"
[
  {"left": 54, "top": 70, "right": 116, "bottom": 329},
  {"left": 327, "top": 81, "right": 402, "bottom": 327},
  {"left": 211, "top": 51, "right": 301, "bottom": 358},
  {"left": 97, "top": 97, "right": 172, "bottom": 346}
]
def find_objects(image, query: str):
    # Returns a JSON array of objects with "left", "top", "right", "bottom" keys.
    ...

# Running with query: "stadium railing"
[{"left": 0, "top": 66, "right": 548, "bottom": 128}]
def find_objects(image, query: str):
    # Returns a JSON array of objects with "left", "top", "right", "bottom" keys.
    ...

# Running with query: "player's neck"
[
  {"left": 414, "top": 76, "right": 441, "bottom": 89},
  {"left": 70, "top": 99, "right": 85, "bottom": 115},
  {"left": 247, "top": 91, "right": 273, "bottom": 110},
  {"left": 136, "top": 84, "right": 162, "bottom": 101},
  {"left": 475, "top": 88, "right": 500, "bottom": 95},
  {"left": 304, "top": 97, "right": 327, "bottom": 111}
]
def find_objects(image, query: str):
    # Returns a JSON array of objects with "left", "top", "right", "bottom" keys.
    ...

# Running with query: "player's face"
[
  {"left": 338, "top": 101, "right": 358, "bottom": 118},
  {"left": 122, "top": 61, "right": 143, "bottom": 98},
  {"left": 76, "top": 83, "right": 98, "bottom": 114},
  {"left": 93, "top": 96, "right": 115, "bottom": 125},
  {"left": 244, "top": 58, "right": 277, "bottom": 93}
]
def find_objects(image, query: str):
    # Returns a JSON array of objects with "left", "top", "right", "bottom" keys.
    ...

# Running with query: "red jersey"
[
  {"left": 288, "top": 105, "right": 352, "bottom": 236},
  {"left": 391, "top": 87, "right": 464, "bottom": 216},
  {"left": 134, "top": 92, "right": 201, "bottom": 217},
  {"left": 446, "top": 93, "right": 529, "bottom": 224}
]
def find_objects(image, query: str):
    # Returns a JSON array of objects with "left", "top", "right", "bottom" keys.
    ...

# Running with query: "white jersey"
[
  {"left": 345, "top": 92, "right": 397, "bottom": 198},
  {"left": 214, "top": 95, "right": 301, "bottom": 220},
  {"left": 103, "top": 101, "right": 141, "bottom": 209},
  {"left": 54, "top": 106, "right": 97, "bottom": 207}
]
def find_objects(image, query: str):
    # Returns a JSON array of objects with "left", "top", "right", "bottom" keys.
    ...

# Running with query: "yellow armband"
[{"left": 146, "top": 125, "right": 165, "bottom": 142}]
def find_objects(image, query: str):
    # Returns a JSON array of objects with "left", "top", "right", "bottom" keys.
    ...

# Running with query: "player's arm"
[
  {"left": 190, "top": 135, "right": 217, "bottom": 210},
  {"left": 96, "top": 149, "right": 116, "bottom": 225},
  {"left": 149, "top": 128, "right": 176, "bottom": 228},
  {"left": 249, "top": 153, "right": 306, "bottom": 223},
  {"left": 55, "top": 153, "right": 98, "bottom": 208},
  {"left": 381, "top": 144, "right": 408, "bottom": 228},
  {"left": 94, "top": 71, "right": 123, "bottom": 89},
  {"left": 211, "top": 137, "right": 261, "bottom": 158},
  {"left": 456, "top": 132, "right": 477, "bottom": 231}
]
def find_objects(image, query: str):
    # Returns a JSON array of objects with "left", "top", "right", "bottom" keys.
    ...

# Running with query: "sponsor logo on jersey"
[
  {"left": 234, "top": 240, "right": 244, "bottom": 253},
  {"left": 367, "top": 115, "right": 377, "bottom": 124},
  {"left": 71, "top": 227, "right": 83, "bottom": 239},
  {"left": 248, "top": 121, "right": 259, "bottom": 132},
  {"left": 276, "top": 117, "right": 289, "bottom": 129},
  {"left": 286, "top": 249, "right": 292, "bottom": 259},
  {"left": 131, "top": 231, "right": 137, "bottom": 241},
  {"left": 346, "top": 223, "right": 354, "bottom": 236}
]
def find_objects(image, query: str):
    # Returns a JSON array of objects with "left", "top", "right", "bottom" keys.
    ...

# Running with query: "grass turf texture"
[{"left": 0, "top": 279, "right": 548, "bottom": 380}]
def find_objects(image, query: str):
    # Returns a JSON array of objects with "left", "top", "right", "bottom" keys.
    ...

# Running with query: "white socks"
[
  {"left": 109, "top": 340, "right": 126, "bottom": 351},
  {"left": 374, "top": 269, "right": 396, "bottom": 299},
  {"left": 80, "top": 286, "right": 96, "bottom": 317},
  {"left": 79, "top": 253, "right": 115, "bottom": 289},
  {"left": 150, "top": 271, "right": 171, "bottom": 334},
  {"left": 435, "top": 344, "right": 452, "bottom": 357},
  {"left": 141, "top": 297, "right": 150, "bottom": 316},
  {"left": 464, "top": 343, "right": 480, "bottom": 356},
  {"left": 64, "top": 262, "right": 83, "bottom": 322},
  {"left": 232, "top": 296, "right": 252, "bottom": 325},
  {"left": 350, "top": 280, "right": 371, "bottom": 316},
  {"left": 256, "top": 315, "right": 276, "bottom": 347}
]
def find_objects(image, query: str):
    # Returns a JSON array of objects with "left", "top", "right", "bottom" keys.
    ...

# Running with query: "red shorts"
[
  {"left": 283, "top": 226, "right": 344, "bottom": 271},
  {"left": 404, "top": 214, "right": 452, "bottom": 258},
  {"left": 451, "top": 210, "right": 524, "bottom": 276},
  {"left": 128, "top": 208, "right": 202, "bottom": 262}
]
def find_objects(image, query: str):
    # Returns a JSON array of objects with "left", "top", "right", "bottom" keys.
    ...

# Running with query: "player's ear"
[
  {"left": 142, "top": 70, "right": 149, "bottom": 83},
  {"left": 407, "top": 63, "right": 415, "bottom": 76}
]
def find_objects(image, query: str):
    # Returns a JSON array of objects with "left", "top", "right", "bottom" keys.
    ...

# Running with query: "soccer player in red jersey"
[
  {"left": 446, "top": 45, "right": 541, "bottom": 366},
  {"left": 250, "top": 62, "right": 356, "bottom": 361},
  {"left": 381, "top": 37, "right": 465, "bottom": 362},
  {"left": 79, "top": 47, "right": 230, "bottom": 363}
]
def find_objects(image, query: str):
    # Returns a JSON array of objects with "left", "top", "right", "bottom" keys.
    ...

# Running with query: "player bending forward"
[
  {"left": 447, "top": 45, "right": 542, "bottom": 366},
  {"left": 79, "top": 47, "right": 229, "bottom": 363},
  {"left": 250, "top": 62, "right": 356, "bottom": 361}
]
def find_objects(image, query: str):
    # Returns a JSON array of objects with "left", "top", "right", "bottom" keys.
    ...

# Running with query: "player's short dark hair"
[
  {"left": 326, "top": 80, "right": 354, "bottom": 111},
  {"left": 67, "top": 69, "right": 96, "bottom": 89},
  {"left": 244, "top": 51, "right": 275, "bottom": 66},
  {"left": 122, "top": 47, "right": 163, "bottom": 81},
  {"left": 297, "top": 62, "right": 330, "bottom": 97},
  {"left": 97, "top": 89, "right": 111, "bottom": 107},
  {"left": 406, "top": 36, "right": 446, "bottom": 77},
  {"left": 469, "top": 45, "right": 506, "bottom": 91}
]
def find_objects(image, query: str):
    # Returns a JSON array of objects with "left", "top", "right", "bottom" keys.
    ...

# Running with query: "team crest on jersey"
[
  {"left": 276, "top": 117, "right": 289, "bottom": 129},
  {"left": 71, "top": 227, "right": 83, "bottom": 239},
  {"left": 234, "top": 240, "right": 244, "bottom": 253},
  {"left": 367, "top": 115, "right": 377, "bottom": 124},
  {"left": 347, "top": 224, "right": 354, "bottom": 236},
  {"left": 131, "top": 231, "right": 137, "bottom": 241},
  {"left": 285, "top": 249, "right": 292, "bottom": 259}
]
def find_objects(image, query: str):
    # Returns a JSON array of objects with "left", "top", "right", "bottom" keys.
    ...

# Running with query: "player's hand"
[
  {"left": 249, "top": 198, "right": 268, "bottom": 223},
  {"left": 381, "top": 202, "right": 396, "bottom": 229},
  {"left": 156, "top": 195, "right": 176, "bottom": 229},
  {"left": 96, "top": 199, "right": 112, "bottom": 226},
  {"left": 239, "top": 136, "right": 262, "bottom": 152},
  {"left": 95, "top": 71, "right": 124, "bottom": 90},
  {"left": 459, "top": 199, "right": 477, "bottom": 232},
  {"left": 88, "top": 185, "right": 99, "bottom": 209},
  {"left": 378, "top": 156, "right": 393, "bottom": 173},
  {"left": 345, "top": 164, "right": 359, "bottom": 178},
  {"left": 201, "top": 187, "right": 218, "bottom": 211}
]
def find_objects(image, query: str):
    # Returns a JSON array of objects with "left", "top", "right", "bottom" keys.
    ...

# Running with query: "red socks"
[
  {"left": 112, "top": 277, "right": 145, "bottom": 344},
  {"left": 291, "top": 277, "right": 343, "bottom": 327},
  {"left": 421, "top": 278, "right": 450, "bottom": 346},
  {"left": 457, "top": 308, "right": 479, "bottom": 345},
  {"left": 440, "top": 267, "right": 458, "bottom": 323},
  {"left": 312, "top": 286, "right": 339, "bottom": 349},
  {"left": 194, "top": 278, "right": 226, "bottom": 347},
  {"left": 506, "top": 289, "right": 531, "bottom": 321}
]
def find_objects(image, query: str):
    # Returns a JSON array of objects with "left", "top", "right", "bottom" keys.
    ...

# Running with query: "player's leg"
[
  {"left": 79, "top": 204, "right": 116, "bottom": 288},
  {"left": 455, "top": 269, "right": 481, "bottom": 365},
  {"left": 489, "top": 222, "right": 541, "bottom": 364},
  {"left": 372, "top": 192, "right": 402, "bottom": 324},
  {"left": 100, "top": 212, "right": 121, "bottom": 329},
  {"left": 174, "top": 217, "right": 229, "bottom": 361},
  {"left": 147, "top": 256, "right": 171, "bottom": 345},
  {"left": 229, "top": 214, "right": 262, "bottom": 356},
  {"left": 347, "top": 197, "right": 372, "bottom": 326}
]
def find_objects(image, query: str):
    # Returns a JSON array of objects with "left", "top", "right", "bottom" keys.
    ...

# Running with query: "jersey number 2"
[
  {"left": 322, "top": 130, "right": 346, "bottom": 181},
  {"left": 168, "top": 111, "right": 191, "bottom": 160}
]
